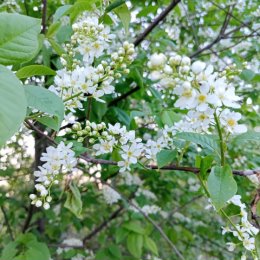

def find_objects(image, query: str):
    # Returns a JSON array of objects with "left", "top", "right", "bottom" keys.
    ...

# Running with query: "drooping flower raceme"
[
  {"left": 49, "top": 13, "right": 135, "bottom": 116},
  {"left": 30, "top": 142, "right": 77, "bottom": 209},
  {"left": 147, "top": 53, "right": 247, "bottom": 135}
]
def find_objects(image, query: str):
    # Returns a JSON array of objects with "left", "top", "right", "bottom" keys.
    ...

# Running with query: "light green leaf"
[
  {"left": 46, "top": 22, "right": 61, "bottom": 38},
  {"left": 144, "top": 236, "right": 158, "bottom": 256},
  {"left": 156, "top": 149, "right": 177, "bottom": 168},
  {"left": 24, "top": 85, "right": 64, "bottom": 131},
  {"left": 123, "top": 221, "right": 146, "bottom": 235},
  {"left": 240, "top": 69, "right": 255, "bottom": 82},
  {"left": 207, "top": 165, "right": 237, "bottom": 211},
  {"left": 114, "top": 3, "right": 131, "bottom": 32},
  {"left": 53, "top": 5, "right": 72, "bottom": 22},
  {"left": 175, "top": 132, "right": 220, "bottom": 156},
  {"left": 108, "top": 245, "right": 122, "bottom": 259},
  {"left": 0, "top": 65, "right": 27, "bottom": 148},
  {"left": 64, "top": 182, "right": 82, "bottom": 218},
  {"left": 0, "top": 13, "right": 41, "bottom": 65},
  {"left": 16, "top": 65, "right": 56, "bottom": 79},
  {"left": 160, "top": 109, "right": 182, "bottom": 126},
  {"left": 232, "top": 131, "right": 260, "bottom": 144},
  {"left": 127, "top": 233, "right": 143, "bottom": 259},
  {"left": 0, "top": 241, "right": 18, "bottom": 260},
  {"left": 255, "top": 233, "right": 260, "bottom": 259}
]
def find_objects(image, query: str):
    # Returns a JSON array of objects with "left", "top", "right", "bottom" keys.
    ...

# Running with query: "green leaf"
[
  {"left": 255, "top": 233, "right": 260, "bottom": 259},
  {"left": 108, "top": 245, "right": 122, "bottom": 259},
  {"left": 123, "top": 221, "right": 146, "bottom": 235},
  {"left": 24, "top": 241, "right": 50, "bottom": 260},
  {"left": 144, "top": 236, "right": 158, "bottom": 256},
  {"left": 106, "top": 0, "right": 126, "bottom": 12},
  {"left": 36, "top": 116, "right": 60, "bottom": 131},
  {"left": 16, "top": 65, "right": 56, "bottom": 79},
  {"left": 130, "top": 68, "right": 143, "bottom": 88},
  {"left": 156, "top": 149, "right": 177, "bottom": 168},
  {"left": 207, "top": 165, "right": 237, "bottom": 211},
  {"left": 127, "top": 233, "right": 143, "bottom": 259},
  {"left": 240, "top": 69, "right": 255, "bottom": 82},
  {"left": 24, "top": 85, "right": 64, "bottom": 131},
  {"left": 200, "top": 155, "right": 214, "bottom": 180},
  {"left": 64, "top": 182, "right": 82, "bottom": 218},
  {"left": 115, "top": 228, "right": 129, "bottom": 243},
  {"left": 69, "top": 0, "right": 97, "bottom": 24},
  {"left": 175, "top": 132, "right": 220, "bottom": 156},
  {"left": 48, "top": 38, "right": 65, "bottom": 55},
  {"left": 0, "top": 242, "right": 18, "bottom": 260},
  {"left": 114, "top": 3, "right": 131, "bottom": 32},
  {"left": 0, "top": 65, "right": 27, "bottom": 147},
  {"left": 231, "top": 131, "right": 260, "bottom": 144},
  {"left": 0, "top": 13, "right": 41, "bottom": 65},
  {"left": 53, "top": 5, "right": 72, "bottom": 22},
  {"left": 46, "top": 22, "right": 61, "bottom": 38},
  {"left": 160, "top": 109, "right": 182, "bottom": 126}
]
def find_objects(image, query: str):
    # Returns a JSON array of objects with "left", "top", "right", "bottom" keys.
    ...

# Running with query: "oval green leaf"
[
  {"left": 0, "top": 13, "right": 41, "bottom": 65},
  {"left": 16, "top": 65, "right": 56, "bottom": 79},
  {"left": 0, "top": 65, "right": 27, "bottom": 147}
]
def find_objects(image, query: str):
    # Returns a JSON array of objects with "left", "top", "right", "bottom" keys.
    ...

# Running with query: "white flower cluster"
[
  {"left": 30, "top": 142, "right": 77, "bottom": 209},
  {"left": 70, "top": 121, "right": 177, "bottom": 172},
  {"left": 148, "top": 53, "right": 247, "bottom": 134},
  {"left": 49, "top": 14, "right": 135, "bottom": 116},
  {"left": 69, "top": 121, "right": 144, "bottom": 172},
  {"left": 222, "top": 195, "right": 258, "bottom": 258},
  {"left": 102, "top": 185, "right": 121, "bottom": 205}
]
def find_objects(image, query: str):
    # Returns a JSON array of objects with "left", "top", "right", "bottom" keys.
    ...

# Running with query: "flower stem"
[{"left": 214, "top": 112, "right": 225, "bottom": 166}]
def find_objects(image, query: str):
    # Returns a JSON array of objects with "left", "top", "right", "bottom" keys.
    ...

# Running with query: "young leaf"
[
  {"left": 127, "top": 233, "right": 143, "bottom": 258},
  {"left": 106, "top": 0, "right": 126, "bottom": 12},
  {"left": 0, "top": 13, "right": 41, "bottom": 65},
  {"left": 156, "top": 149, "right": 177, "bottom": 168},
  {"left": 114, "top": 3, "right": 131, "bottom": 32},
  {"left": 16, "top": 65, "right": 56, "bottom": 79},
  {"left": 207, "top": 165, "right": 237, "bottom": 211},
  {"left": 144, "top": 236, "right": 158, "bottom": 256},
  {"left": 123, "top": 220, "right": 146, "bottom": 234},
  {"left": 255, "top": 233, "right": 260, "bottom": 259},
  {"left": 231, "top": 131, "right": 260, "bottom": 145},
  {"left": 64, "top": 182, "right": 83, "bottom": 218},
  {"left": 24, "top": 85, "right": 64, "bottom": 130},
  {"left": 0, "top": 65, "right": 27, "bottom": 148}
]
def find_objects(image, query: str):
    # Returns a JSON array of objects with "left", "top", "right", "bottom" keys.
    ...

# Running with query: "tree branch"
[
  {"left": 25, "top": 120, "right": 260, "bottom": 177},
  {"left": 134, "top": 0, "right": 181, "bottom": 47},
  {"left": 190, "top": 5, "right": 235, "bottom": 58},
  {"left": 83, "top": 205, "right": 124, "bottom": 244}
]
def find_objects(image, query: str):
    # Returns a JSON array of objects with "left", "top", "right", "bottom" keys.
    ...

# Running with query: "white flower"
[
  {"left": 226, "top": 242, "right": 236, "bottom": 252},
  {"left": 220, "top": 109, "right": 247, "bottom": 134},
  {"left": 243, "top": 236, "right": 255, "bottom": 251},
  {"left": 102, "top": 185, "right": 121, "bottom": 205},
  {"left": 174, "top": 81, "right": 196, "bottom": 109},
  {"left": 93, "top": 139, "right": 115, "bottom": 155},
  {"left": 191, "top": 60, "right": 206, "bottom": 74},
  {"left": 118, "top": 160, "right": 131, "bottom": 172},
  {"left": 148, "top": 53, "right": 167, "bottom": 69},
  {"left": 190, "top": 84, "right": 211, "bottom": 111}
]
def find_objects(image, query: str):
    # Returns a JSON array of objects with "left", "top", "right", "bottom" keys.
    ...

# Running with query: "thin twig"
[
  {"left": 134, "top": 0, "right": 181, "bottom": 47},
  {"left": 1, "top": 206, "right": 14, "bottom": 240}
]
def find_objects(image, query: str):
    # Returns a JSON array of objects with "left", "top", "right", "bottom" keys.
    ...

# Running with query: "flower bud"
[{"left": 191, "top": 61, "right": 206, "bottom": 74}]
